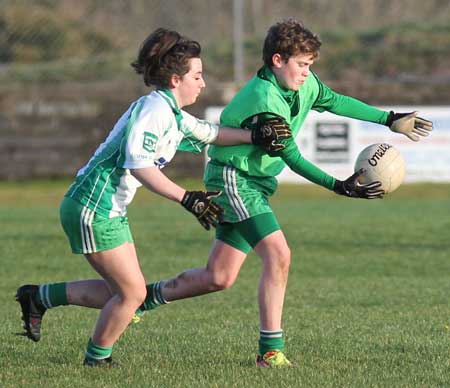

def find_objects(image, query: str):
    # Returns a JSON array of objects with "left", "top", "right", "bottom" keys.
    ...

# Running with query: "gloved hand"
[
  {"left": 251, "top": 116, "right": 292, "bottom": 152},
  {"left": 333, "top": 169, "right": 384, "bottom": 199},
  {"left": 181, "top": 190, "right": 224, "bottom": 230},
  {"left": 386, "top": 111, "right": 433, "bottom": 142}
]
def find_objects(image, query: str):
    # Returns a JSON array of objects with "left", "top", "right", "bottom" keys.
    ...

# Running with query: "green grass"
[{"left": 1, "top": 181, "right": 450, "bottom": 387}]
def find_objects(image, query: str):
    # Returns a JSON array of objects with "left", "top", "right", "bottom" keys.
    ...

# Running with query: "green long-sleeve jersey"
[{"left": 208, "top": 66, "right": 389, "bottom": 190}]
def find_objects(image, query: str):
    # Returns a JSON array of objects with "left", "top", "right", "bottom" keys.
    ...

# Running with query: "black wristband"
[
  {"left": 385, "top": 111, "right": 410, "bottom": 127},
  {"left": 385, "top": 111, "right": 395, "bottom": 127},
  {"left": 181, "top": 191, "right": 190, "bottom": 208},
  {"left": 333, "top": 180, "right": 346, "bottom": 195}
]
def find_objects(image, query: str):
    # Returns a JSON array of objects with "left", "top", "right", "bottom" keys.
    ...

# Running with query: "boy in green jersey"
[{"left": 140, "top": 19, "right": 433, "bottom": 367}]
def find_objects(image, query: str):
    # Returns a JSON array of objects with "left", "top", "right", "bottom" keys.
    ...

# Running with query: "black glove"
[
  {"left": 251, "top": 116, "right": 292, "bottom": 153},
  {"left": 333, "top": 169, "right": 384, "bottom": 199},
  {"left": 385, "top": 111, "right": 433, "bottom": 142},
  {"left": 181, "top": 190, "right": 224, "bottom": 230}
]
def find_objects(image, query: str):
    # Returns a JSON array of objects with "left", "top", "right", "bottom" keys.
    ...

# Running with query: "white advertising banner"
[{"left": 205, "top": 106, "right": 450, "bottom": 183}]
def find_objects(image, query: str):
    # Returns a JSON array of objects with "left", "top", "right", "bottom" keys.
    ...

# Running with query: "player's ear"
[
  {"left": 169, "top": 73, "right": 181, "bottom": 88},
  {"left": 272, "top": 53, "right": 283, "bottom": 68}
]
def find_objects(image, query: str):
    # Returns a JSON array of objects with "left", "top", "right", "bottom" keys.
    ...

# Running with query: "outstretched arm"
[
  {"left": 275, "top": 139, "right": 383, "bottom": 199},
  {"left": 212, "top": 127, "right": 251, "bottom": 145},
  {"left": 213, "top": 119, "right": 291, "bottom": 151},
  {"left": 179, "top": 110, "right": 290, "bottom": 151},
  {"left": 131, "top": 167, "right": 223, "bottom": 230},
  {"left": 240, "top": 112, "right": 382, "bottom": 199},
  {"left": 313, "top": 84, "right": 389, "bottom": 124},
  {"left": 276, "top": 138, "right": 336, "bottom": 189},
  {"left": 131, "top": 166, "right": 185, "bottom": 202},
  {"left": 312, "top": 75, "right": 433, "bottom": 140}
]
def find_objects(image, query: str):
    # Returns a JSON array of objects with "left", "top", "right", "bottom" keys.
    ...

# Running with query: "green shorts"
[
  {"left": 204, "top": 161, "right": 281, "bottom": 253},
  {"left": 60, "top": 196, "right": 133, "bottom": 254},
  {"left": 216, "top": 213, "right": 281, "bottom": 254},
  {"left": 204, "top": 161, "right": 278, "bottom": 223}
]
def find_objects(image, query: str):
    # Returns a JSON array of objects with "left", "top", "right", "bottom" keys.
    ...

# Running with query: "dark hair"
[
  {"left": 262, "top": 19, "right": 321, "bottom": 67},
  {"left": 131, "top": 28, "right": 201, "bottom": 88}
]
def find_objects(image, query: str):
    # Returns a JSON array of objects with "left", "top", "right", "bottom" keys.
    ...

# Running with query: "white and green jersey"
[{"left": 66, "top": 89, "right": 218, "bottom": 218}]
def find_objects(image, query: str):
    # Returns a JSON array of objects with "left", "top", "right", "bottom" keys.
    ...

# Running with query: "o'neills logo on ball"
[{"left": 368, "top": 143, "right": 392, "bottom": 166}]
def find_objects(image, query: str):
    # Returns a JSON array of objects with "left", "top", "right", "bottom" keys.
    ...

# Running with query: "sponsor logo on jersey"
[{"left": 143, "top": 132, "right": 158, "bottom": 153}]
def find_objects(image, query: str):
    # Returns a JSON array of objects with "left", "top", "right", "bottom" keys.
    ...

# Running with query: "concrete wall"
[{"left": 0, "top": 79, "right": 221, "bottom": 180}]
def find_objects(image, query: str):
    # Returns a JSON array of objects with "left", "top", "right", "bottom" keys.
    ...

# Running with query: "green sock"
[
  {"left": 37, "top": 283, "right": 68, "bottom": 309},
  {"left": 259, "top": 329, "right": 284, "bottom": 356},
  {"left": 139, "top": 281, "right": 168, "bottom": 312},
  {"left": 85, "top": 337, "right": 112, "bottom": 361},
  {"left": 135, "top": 307, "right": 145, "bottom": 316}
]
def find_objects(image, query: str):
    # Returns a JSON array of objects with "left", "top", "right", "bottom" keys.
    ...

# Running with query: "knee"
[
  {"left": 135, "top": 284, "right": 147, "bottom": 305},
  {"left": 208, "top": 270, "right": 237, "bottom": 291},
  {"left": 121, "top": 282, "right": 147, "bottom": 307},
  {"left": 279, "top": 246, "right": 291, "bottom": 271},
  {"left": 267, "top": 245, "right": 291, "bottom": 274}
]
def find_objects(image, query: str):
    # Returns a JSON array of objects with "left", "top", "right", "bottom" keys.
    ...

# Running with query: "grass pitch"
[{"left": 1, "top": 180, "right": 449, "bottom": 387}]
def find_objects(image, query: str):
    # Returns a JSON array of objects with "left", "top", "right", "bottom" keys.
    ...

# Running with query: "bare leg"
[
  {"left": 66, "top": 279, "right": 114, "bottom": 309},
  {"left": 85, "top": 242, "right": 146, "bottom": 347},
  {"left": 160, "top": 240, "right": 247, "bottom": 301},
  {"left": 254, "top": 230, "right": 291, "bottom": 331},
  {"left": 155, "top": 230, "right": 290, "bottom": 331}
]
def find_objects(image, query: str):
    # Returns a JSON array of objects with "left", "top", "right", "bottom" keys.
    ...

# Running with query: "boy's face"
[{"left": 272, "top": 53, "right": 315, "bottom": 91}]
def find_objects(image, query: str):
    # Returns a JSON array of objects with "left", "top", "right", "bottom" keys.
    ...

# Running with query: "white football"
[{"left": 354, "top": 143, "right": 406, "bottom": 193}]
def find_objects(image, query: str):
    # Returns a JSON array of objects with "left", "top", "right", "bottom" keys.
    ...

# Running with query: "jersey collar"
[
  {"left": 257, "top": 65, "right": 298, "bottom": 102},
  {"left": 156, "top": 89, "right": 183, "bottom": 129},
  {"left": 257, "top": 65, "right": 299, "bottom": 115}
]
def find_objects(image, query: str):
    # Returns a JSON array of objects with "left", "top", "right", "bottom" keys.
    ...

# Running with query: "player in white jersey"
[{"left": 15, "top": 28, "right": 291, "bottom": 366}]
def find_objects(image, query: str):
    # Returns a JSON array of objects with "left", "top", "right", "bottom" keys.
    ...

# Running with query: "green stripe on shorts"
[
  {"left": 204, "top": 161, "right": 278, "bottom": 223},
  {"left": 59, "top": 196, "right": 133, "bottom": 254}
]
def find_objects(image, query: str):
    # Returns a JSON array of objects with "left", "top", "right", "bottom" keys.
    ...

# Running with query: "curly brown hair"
[
  {"left": 131, "top": 28, "right": 201, "bottom": 88},
  {"left": 262, "top": 19, "right": 321, "bottom": 67}
]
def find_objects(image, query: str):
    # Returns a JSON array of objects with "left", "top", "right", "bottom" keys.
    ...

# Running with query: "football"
[{"left": 354, "top": 143, "right": 406, "bottom": 193}]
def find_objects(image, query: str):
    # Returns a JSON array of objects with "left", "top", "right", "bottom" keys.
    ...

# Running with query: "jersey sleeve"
[
  {"left": 311, "top": 73, "right": 389, "bottom": 125},
  {"left": 177, "top": 109, "right": 219, "bottom": 154},
  {"left": 277, "top": 139, "right": 336, "bottom": 190},
  {"left": 243, "top": 113, "right": 335, "bottom": 190},
  {"left": 121, "top": 100, "right": 168, "bottom": 169}
]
